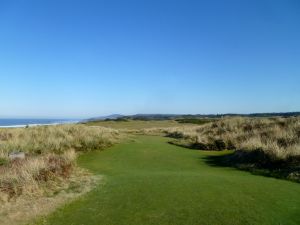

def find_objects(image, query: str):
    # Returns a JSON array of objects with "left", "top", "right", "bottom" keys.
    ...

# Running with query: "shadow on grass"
[
  {"left": 167, "top": 141, "right": 195, "bottom": 150},
  {"left": 202, "top": 153, "right": 232, "bottom": 168},
  {"left": 168, "top": 139, "right": 300, "bottom": 183},
  {"left": 202, "top": 151, "right": 300, "bottom": 183}
]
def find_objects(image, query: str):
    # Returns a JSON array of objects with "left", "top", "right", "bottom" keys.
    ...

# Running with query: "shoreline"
[{"left": 0, "top": 120, "right": 80, "bottom": 128}]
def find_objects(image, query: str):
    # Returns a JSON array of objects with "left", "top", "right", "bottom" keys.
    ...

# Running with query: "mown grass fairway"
[
  {"left": 84, "top": 120, "right": 194, "bottom": 129},
  {"left": 35, "top": 136, "right": 300, "bottom": 225}
]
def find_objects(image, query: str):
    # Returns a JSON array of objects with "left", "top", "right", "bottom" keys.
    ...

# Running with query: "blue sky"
[{"left": 0, "top": 0, "right": 299, "bottom": 118}]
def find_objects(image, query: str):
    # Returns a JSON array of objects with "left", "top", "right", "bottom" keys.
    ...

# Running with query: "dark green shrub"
[
  {"left": 167, "top": 132, "right": 184, "bottom": 139},
  {"left": 191, "top": 142, "right": 207, "bottom": 150},
  {"left": 115, "top": 118, "right": 129, "bottom": 122},
  {"left": 214, "top": 139, "right": 226, "bottom": 150},
  {"left": 226, "top": 140, "right": 235, "bottom": 150},
  {"left": 207, "top": 143, "right": 217, "bottom": 150}
]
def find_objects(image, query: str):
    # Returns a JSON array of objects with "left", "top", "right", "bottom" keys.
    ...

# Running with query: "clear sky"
[{"left": 0, "top": 0, "right": 299, "bottom": 118}]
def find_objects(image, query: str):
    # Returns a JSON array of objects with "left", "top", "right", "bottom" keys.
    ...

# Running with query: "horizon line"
[{"left": 0, "top": 111, "right": 300, "bottom": 120}]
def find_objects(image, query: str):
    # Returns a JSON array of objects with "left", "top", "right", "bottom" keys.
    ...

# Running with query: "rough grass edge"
[{"left": 0, "top": 168, "right": 102, "bottom": 225}]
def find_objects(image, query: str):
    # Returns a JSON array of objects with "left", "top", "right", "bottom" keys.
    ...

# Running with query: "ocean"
[{"left": 0, "top": 119, "right": 80, "bottom": 128}]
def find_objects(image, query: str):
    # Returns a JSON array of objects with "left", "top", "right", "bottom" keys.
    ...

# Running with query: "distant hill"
[
  {"left": 123, "top": 114, "right": 180, "bottom": 121},
  {"left": 86, "top": 114, "right": 124, "bottom": 122},
  {"left": 85, "top": 112, "right": 300, "bottom": 122},
  {"left": 122, "top": 112, "right": 300, "bottom": 120}
]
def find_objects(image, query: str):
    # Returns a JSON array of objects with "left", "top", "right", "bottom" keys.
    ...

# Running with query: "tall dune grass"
[
  {"left": 0, "top": 150, "right": 76, "bottom": 199},
  {"left": 0, "top": 124, "right": 121, "bottom": 157},
  {"left": 165, "top": 117, "right": 300, "bottom": 157},
  {"left": 154, "top": 117, "right": 300, "bottom": 181},
  {"left": 0, "top": 125, "right": 122, "bottom": 199}
]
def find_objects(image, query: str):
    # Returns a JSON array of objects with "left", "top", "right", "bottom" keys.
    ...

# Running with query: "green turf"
[
  {"left": 84, "top": 119, "right": 195, "bottom": 129},
  {"left": 34, "top": 136, "right": 300, "bottom": 225}
]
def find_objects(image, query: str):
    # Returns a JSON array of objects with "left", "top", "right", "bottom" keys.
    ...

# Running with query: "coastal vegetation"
[
  {"left": 0, "top": 125, "right": 122, "bottom": 224},
  {"left": 1, "top": 117, "right": 300, "bottom": 224},
  {"left": 162, "top": 117, "right": 300, "bottom": 181},
  {"left": 0, "top": 125, "right": 121, "bottom": 197}
]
